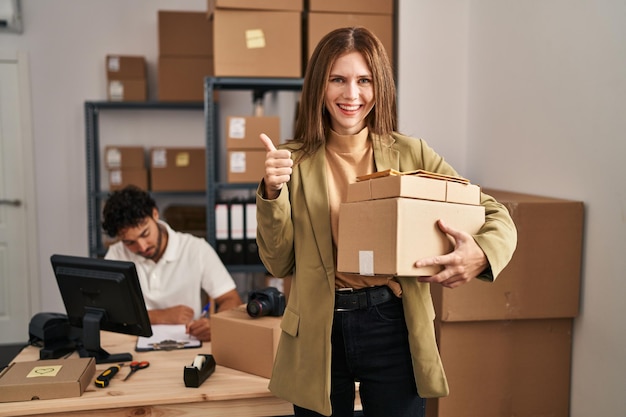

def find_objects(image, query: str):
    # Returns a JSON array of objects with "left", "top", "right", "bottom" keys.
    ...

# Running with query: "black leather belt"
[{"left": 334, "top": 286, "right": 394, "bottom": 311}]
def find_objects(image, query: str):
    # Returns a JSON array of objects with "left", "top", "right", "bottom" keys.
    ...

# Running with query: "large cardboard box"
[
  {"left": 212, "top": 9, "right": 301, "bottom": 77},
  {"left": 337, "top": 198, "right": 485, "bottom": 276},
  {"left": 347, "top": 175, "right": 481, "bottom": 206},
  {"left": 226, "top": 116, "right": 280, "bottom": 150},
  {"left": 158, "top": 11, "right": 213, "bottom": 57},
  {"left": 158, "top": 56, "right": 213, "bottom": 102},
  {"left": 104, "top": 146, "right": 145, "bottom": 169},
  {"left": 108, "top": 168, "right": 149, "bottom": 191},
  {"left": 308, "top": 0, "right": 393, "bottom": 14},
  {"left": 227, "top": 150, "right": 266, "bottom": 183},
  {"left": 430, "top": 189, "right": 584, "bottom": 321},
  {"left": 208, "top": 0, "right": 302, "bottom": 12},
  {"left": 0, "top": 357, "right": 95, "bottom": 402},
  {"left": 150, "top": 147, "right": 206, "bottom": 192},
  {"left": 428, "top": 319, "right": 573, "bottom": 417},
  {"left": 211, "top": 306, "right": 281, "bottom": 378},
  {"left": 307, "top": 12, "right": 394, "bottom": 66},
  {"left": 105, "top": 55, "right": 146, "bottom": 80}
]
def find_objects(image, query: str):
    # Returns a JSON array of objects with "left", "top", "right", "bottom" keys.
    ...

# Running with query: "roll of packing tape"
[{"left": 192, "top": 355, "right": 206, "bottom": 370}]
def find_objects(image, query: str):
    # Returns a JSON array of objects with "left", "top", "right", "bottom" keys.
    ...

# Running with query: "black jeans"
[{"left": 294, "top": 295, "right": 425, "bottom": 417}]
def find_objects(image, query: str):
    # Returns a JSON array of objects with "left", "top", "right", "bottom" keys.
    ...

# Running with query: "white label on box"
[
  {"left": 152, "top": 149, "right": 167, "bottom": 168},
  {"left": 228, "top": 117, "right": 246, "bottom": 139},
  {"left": 246, "top": 29, "right": 266, "bottom": 49},
  {"left": 105, "top": 148, "right": 122, "bottom": 168},
  {"left": 109, "top": 170, "right": 122, "bottom": 185},
  {"left": 107, "top": 56, "right": 120, "bottom": 72},
  {"left": 229, "top": 152, "right": 246, "bottom": 173},
  {"left": 358, "top": 251, "right": 375, "bottom": 276},
  {"left": 109, "top": 80, "right": 124, "bottom": 101}
]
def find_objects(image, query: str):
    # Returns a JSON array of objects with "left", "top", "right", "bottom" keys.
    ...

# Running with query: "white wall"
[
  {"left": 399, "top": 1, "right": 626, "bottom": 416},
  {"left": 0, "top": 0, "right": 624, "bottom": 415}
]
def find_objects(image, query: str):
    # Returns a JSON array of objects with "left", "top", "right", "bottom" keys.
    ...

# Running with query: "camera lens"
[{"left": 246, "top": 299, "right": 269, "bottom": 318}]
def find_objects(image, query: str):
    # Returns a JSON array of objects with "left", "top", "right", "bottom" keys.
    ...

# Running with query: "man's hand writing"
[{"left": 148, "top": 305, "right": 194, "bottom": 325}]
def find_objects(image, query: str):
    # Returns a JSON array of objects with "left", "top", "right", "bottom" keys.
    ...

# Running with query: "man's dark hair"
[{"left": 102, "top": 185, "right": 157, "bottom": 238}]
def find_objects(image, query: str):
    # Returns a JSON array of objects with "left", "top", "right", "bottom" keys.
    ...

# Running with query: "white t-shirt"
[{"left": 104, "top": 221, "right": 236, "bottom": 318}]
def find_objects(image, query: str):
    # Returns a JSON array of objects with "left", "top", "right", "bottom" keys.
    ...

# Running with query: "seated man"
[{"left": 102, "top": 185, "right": 242, "bottom": 341}]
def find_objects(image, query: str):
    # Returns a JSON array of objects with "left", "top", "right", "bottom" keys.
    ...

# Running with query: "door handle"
[{"left": 0, "top": 199, "right": 22, "bottom": 207}]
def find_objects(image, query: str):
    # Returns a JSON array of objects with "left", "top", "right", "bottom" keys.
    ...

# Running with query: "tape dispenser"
[{"left": 184, "top": 354, "right": 216, "bottom": 388}]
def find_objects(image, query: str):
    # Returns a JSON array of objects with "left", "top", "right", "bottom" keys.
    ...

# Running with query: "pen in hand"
[{"left": 201, "top": 302, "right": 211, "bottom": 319}]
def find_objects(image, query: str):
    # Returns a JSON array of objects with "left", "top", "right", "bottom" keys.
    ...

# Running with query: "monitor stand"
[{"left": 79, "top": 310, "right": 133, "bottom": 364}]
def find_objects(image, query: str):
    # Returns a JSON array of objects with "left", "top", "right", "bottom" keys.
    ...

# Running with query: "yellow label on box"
[
  {"left": 27, "top": 365, "right": 62, "bottom": 378},
  {"left": 246, "top": 29, "right": 266, "bottom": 49},
  {"left": 175, "top": 152, "right": 190, "bottom": 167}
]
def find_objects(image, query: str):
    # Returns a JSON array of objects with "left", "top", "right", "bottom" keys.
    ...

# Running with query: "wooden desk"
[{"left": 0, "top": 332, "right": 294, "bottom": 417}]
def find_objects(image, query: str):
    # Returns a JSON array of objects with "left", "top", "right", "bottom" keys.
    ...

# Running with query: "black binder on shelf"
[{"left": 244, "top": 202, "right": 261, "bottom": 264}]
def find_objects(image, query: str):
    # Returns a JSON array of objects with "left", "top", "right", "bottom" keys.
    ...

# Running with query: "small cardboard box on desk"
[
  {"left": 211, "top": 305, "right": 281, "bottom": 379},
  {"left": 0, "top": 357, "right": 95, "bottom": 402}
]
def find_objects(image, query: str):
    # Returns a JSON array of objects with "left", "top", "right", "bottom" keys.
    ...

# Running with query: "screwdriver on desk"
[{"left": 95, "top": 364, "right": 123, "bottom": 388}]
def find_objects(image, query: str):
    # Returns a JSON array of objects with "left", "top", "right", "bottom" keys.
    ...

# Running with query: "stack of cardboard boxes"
[
  {"left": 337, "top": 170, "right": 484, "bottom": 276},
  {"left": 104, "top": 146, "right": 148, "bottom": 191},
  {"left": 157, "top": 10, "right": 213, "bottom": 101},
  {"left": 427, "top": 189, "right": 584, "bottom": 417},
  {"left": 306, "top": 0, "right": 395, "bottom": 66},
  {"left": 208, "top": 0, "right": 302, "bottom": 78},
  {"left": 105, "top": 55, "right": 147, "bottom": 102}
]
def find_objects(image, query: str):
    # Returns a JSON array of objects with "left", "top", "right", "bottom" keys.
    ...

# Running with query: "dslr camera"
[{"left": 246, "top": 287, "right": 286, "bottom": 318}]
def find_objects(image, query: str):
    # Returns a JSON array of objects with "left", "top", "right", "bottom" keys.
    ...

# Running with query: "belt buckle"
[{"left": 335, "top": 288, "right": 356, "bottom": 312}]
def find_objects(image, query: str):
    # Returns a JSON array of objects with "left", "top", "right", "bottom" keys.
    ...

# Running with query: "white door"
[{"left": 0, "top": 51, "right": 38, "bottom": 344}]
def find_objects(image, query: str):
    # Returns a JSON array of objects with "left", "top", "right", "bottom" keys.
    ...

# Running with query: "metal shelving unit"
[
  {"left": 204, "top": 77, "right": 303, "bottom": 273},
  {"left": 85, "top": 78, "right": 303, "bottom": 272},
  {"left": 84, "top": 101, "right": 204, "bottom": 258}
]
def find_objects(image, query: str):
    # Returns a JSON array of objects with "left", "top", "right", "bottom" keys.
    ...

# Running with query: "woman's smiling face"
[{"left": 324, "top": 51, "right": 375, "bottom": 135}]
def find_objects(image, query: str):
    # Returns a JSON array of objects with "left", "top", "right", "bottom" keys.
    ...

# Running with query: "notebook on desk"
[{"left": 136, "top": 324, "right": 202, "bottom": 351}]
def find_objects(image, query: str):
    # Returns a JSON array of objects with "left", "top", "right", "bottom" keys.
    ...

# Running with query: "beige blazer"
[{"left": 256, "top": 132, "right": 517, "bottom": 416}]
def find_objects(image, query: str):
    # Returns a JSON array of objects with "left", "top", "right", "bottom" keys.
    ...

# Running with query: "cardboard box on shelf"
[
  {"left": 149, "top": 147, "right": 206, "bottom": 192},
  {"left": 227, "top": 150, "right": 266, "bottom": 183},
  {"left": 428, "top": 318, "right": 573, "bottom": 417},
  {"left": 337, "top": 198, "right": 485, "bottom": 276},
  {"left": 158, "top": 56, "right": 213, "bottom": 102},
  {"left": 308, "top": 0, "right": 393, "bottom": 14},
  {"left": 0, "top": 357, "right": 95, "bottom": 403},
  {"left": 211, "top": 306, "right": 281, "bottom": 378},
  {"left": 158, "top": 11, "right": 213, "bottom": 57},
  {"left": 208, "top": 0, "right": 303, "bottom": 13},
  {"left": 212, "top": 9, "right": 301, "bottom": 77},
  {"left": 307, "top": 12, "right": 394, "bottom": 66},
  {"left": 107, "top": 79, "right": 147, "bottom": 102},
  {"left": 104, "top": 146, "right": 145, "bottom": 170},
  {"left": 108, "top": 169, "right": 149, "bottom": 191},
  {"left": 430, "top": 189, "right": 584, "bottom": 321},
  {"left": 226, "top": 116, "right": 280, "bottom": 150},
  {"left": 105, "top": 55, "right": 146, "bottom": 80}
]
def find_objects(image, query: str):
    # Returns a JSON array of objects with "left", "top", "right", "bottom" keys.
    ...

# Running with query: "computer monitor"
[{"left": 50, "top": 254, "right": 153, "bottom": 364}]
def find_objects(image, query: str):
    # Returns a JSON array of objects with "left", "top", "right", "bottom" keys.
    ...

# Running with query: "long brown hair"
[{"left": 291, "top": 26, "right": 397, "bottom": 161}]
